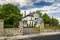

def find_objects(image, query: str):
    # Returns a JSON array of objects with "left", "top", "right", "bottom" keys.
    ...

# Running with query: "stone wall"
[
  {"left": 0, "top": 19, "right": 4, "bottom": 36},
  {"left": 0, "top": 20, "right": 23, "bottom": 37},
  {"left": 3, "top": 28, "right": 23, "bottom": 36}
]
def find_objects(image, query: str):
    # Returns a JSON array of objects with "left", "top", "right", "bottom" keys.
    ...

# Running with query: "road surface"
[{"left": 18, "top": 34, "right": 60, "bottom": 40}]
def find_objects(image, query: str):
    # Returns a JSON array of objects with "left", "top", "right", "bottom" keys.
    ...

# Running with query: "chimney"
[
  {"left": 22, "top": 12, "right": 23, "bottom": 17},
  {"left": 24, "top": 11, "right": 26, "bottom": 17}
]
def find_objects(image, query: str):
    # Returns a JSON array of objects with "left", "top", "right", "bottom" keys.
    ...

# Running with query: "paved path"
[{"left": 23, "top": 28, "right": 39, "bottom": 35}]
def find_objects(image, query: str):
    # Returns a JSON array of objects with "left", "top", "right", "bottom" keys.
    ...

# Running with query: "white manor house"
[{"left": 21, "top": 11, "right": 43, "bottom": 27}]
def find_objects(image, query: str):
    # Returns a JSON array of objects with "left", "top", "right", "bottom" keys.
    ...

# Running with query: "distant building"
[
  {"left": 22, "top": 12, "right": 34, "bottom": 27},
  {"left": 21, "top": 11, "right": 42, "bottom": 27}
]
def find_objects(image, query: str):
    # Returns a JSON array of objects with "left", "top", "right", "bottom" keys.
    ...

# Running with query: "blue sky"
[
  {"left": 0, "top": 0, "right": 60, "bottom": 23},
  {"left": 19, "top": 0, "right": 60, "bottom": 23}
]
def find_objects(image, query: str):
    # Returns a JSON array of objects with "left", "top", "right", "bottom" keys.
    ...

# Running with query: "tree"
[
  {"left": 43, "top": 13, "right": 50, "bottom": 25},
  {"left": 50, "top": 17, "right": 59, "bottom": 26},
  {"left": 0, "top": 5, "right": 4, "bottom": 19},
  {"left": 33, "top": 10, "right": 42, "bottom": 17},
  {"left": 43, "top": 13, "right": 59, "bottom": 26},
  {"left": 36, "top": 10, "right": 42, "bottom": 17},
  {"left": 1, "top": 4, "right": 22, "bottom": 28}
]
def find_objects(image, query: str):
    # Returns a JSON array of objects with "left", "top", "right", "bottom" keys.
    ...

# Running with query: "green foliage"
[
  {"left": 43, "top": 13, "right": 59, "bottom": 26},
  {"left": 0, "top": 6, "right": 4, "bottom": 19},
  {"left": 0, "top": 4, "right": 22, "bottom": 28},
  {"left": 50, "top": 17, "right": 59, "bottom": 26},
  {"left": 33, "top": 10, "right": 42, "bottom": 17},
  {"left": 33, "top": 11, "right": 59, "bottom": 26},
  {"left": 36, "top": 10, "right": 42, "bottom": 17},
  {"left": 43, "top": 13, "right": 50, "bottom": 24}
]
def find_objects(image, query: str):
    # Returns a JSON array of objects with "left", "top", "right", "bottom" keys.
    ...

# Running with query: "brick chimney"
[
  {"left": 24, "top": 11, "right": 26, "bottom": 17},
  {"left": 22, "top": 12, "right": 23, "bottom": 17}
]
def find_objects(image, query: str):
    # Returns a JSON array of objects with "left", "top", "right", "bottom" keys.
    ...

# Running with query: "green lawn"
[{"left": 32, "top": 27, "right": 40, "bottom": 31}]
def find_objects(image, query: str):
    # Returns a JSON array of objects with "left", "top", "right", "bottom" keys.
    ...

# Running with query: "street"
[{"left": 18, "top": 34, "right": 60, "bottom": 40}]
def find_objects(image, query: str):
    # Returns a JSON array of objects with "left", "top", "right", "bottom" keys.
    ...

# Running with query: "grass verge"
[{"left": 32, "top": 27, "right": 40, "bottom": 31}]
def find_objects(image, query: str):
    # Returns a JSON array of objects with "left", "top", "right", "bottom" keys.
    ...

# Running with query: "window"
[
  {"left": 35, "top": 18, "right": 38, "bottom": 20},
  {"left": 31, "top": 18, "right": 32, "bottom": 20}
]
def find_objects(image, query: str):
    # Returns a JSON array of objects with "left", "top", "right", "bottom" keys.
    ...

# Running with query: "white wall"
[{"left": 22, "top": 16, "right": 35, "bottom": 26}]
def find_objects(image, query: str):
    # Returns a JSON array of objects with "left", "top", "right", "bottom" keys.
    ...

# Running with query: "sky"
[{"left": 0, "top": 0, "right": 60, "bottom": 23}]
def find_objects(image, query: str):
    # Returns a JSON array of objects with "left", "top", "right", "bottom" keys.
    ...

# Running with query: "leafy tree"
[
  {"left": 36, "top": 10, "right": 42, "bottom": 17},
  {"left": 50, "top": 17, "right": 59, "bottom": 26},
  {"left": 33, "top": 11, "right": 36, "bottom": 14},
  {"left": 0, "top": 4, "right": 22, "bottom": 28},
  {"left": 43, "top": 13, "right": 50, "bottom": 25},
  {"left": 33, "top": 10, "right": 42, "bottom": 17},
  {"left": 0, "top": 5, "right": 4, "bottom": 19},
  {"left": 43, "top": 13, "right": 59, "bottom": 26}
]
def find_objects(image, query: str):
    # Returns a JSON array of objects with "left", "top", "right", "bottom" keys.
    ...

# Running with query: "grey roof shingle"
[{"left": 22, "top": 13, "right": 34, "bottom": 19}]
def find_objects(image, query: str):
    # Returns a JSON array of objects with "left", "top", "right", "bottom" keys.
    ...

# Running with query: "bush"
[
  {"left": 4, "top": 23, "right": 19, "bottom": 28},
  {"left": 4, "top": 24, "right": 13, "bottom": 28}
]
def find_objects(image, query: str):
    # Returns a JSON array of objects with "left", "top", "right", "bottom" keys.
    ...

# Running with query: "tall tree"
[
  {"left": 50, "top": 17, "right": 59, "bottom": 26},
  {"left": 43, "top": 13, "right": 50, "bottom": 24},
  {"left": 1, "top": 4, "right": 22, "bottom": 28},
  {"left": 0, "top": 5, "right": 4, "bottom": 19}
]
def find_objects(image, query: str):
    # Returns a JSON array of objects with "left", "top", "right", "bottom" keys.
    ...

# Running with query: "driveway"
[{"left": 23, "top": 28, "right": 39, "bottom": 35}]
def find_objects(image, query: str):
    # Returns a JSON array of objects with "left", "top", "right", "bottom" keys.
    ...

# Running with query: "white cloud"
[
  {"left": 0, "top": 0, "right": 42, "bottom": 7},
  {"left": 1, "top": 0, "right": 59, "bottom": 7},
  {"left": 21, "top": 1, "right": 60, "bottom": 14},
  {"left": 15, "top": 0, "right": 42, "bottom": 7},
  {"left": 16, "top": 0, "right": 33, "bottom": 7},
  {"left": 0, "top": 0, "right": 16, "bottom": 5},
  {"left": 34, "top": 3, "right": 60, "bottom": 14},
  {"left": 44, "top": 0, "right": 55, "bottom": 2}
]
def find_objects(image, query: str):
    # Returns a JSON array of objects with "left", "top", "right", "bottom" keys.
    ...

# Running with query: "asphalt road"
[
  {"left": 23, "top": 28, "right": 39, "bottom": 35},
  {"left": 18, "top": 34, "right": 60, "bottom": 40}
]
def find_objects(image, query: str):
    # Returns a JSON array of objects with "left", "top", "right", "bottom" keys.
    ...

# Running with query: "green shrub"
[{"left": 4, "top": 24, "right": 13, "bottom": 28}]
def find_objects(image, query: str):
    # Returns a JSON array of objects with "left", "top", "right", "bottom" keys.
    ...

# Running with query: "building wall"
[
  {"left": 22, "top": 17, "right": 35, "bottom": 27},
  {"left": 34, "top": 13, "right": 40, "bottom": 18}
]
